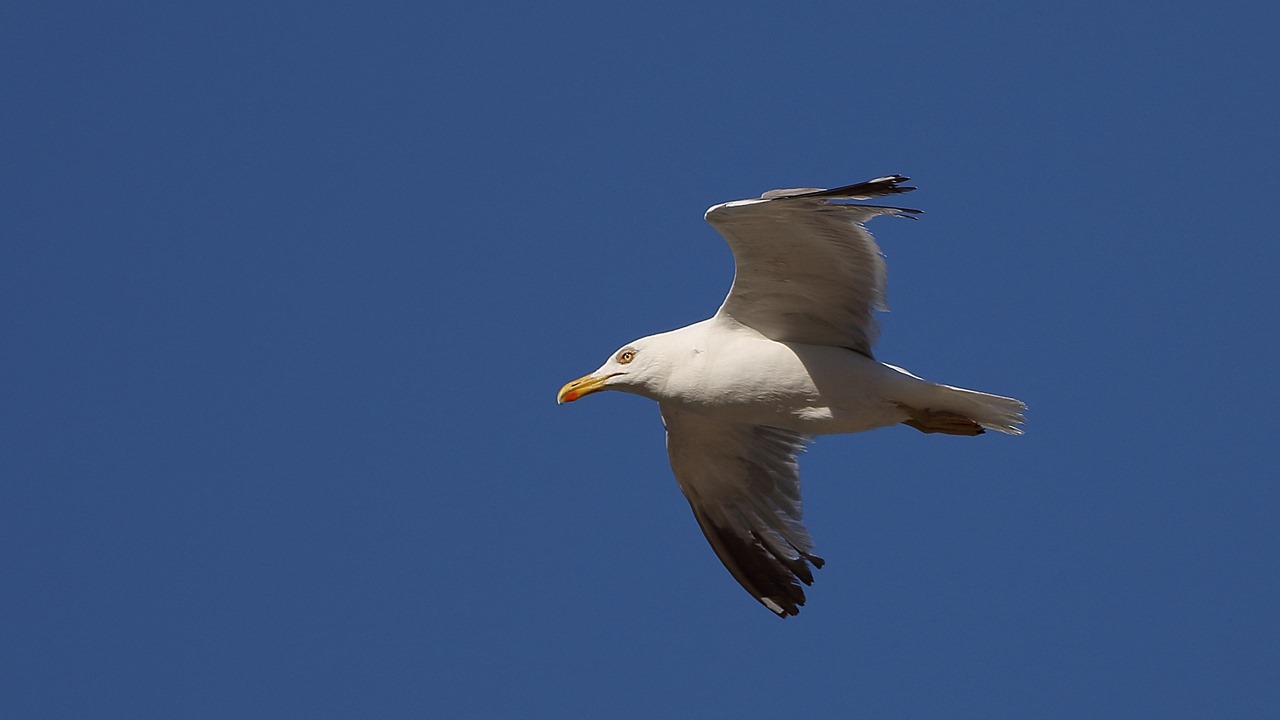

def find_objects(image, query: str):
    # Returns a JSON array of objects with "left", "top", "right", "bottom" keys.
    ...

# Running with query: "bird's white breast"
[{"left": 653, "top": 319, "right": 912, "bottom": 435}]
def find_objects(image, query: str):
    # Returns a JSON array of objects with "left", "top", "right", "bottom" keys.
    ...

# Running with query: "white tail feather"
[
  {"left": 931, "top": 384, "right": 1026, "bottom": 435},
  {"left": 883, "top": 363, "right": 1026, "bottom": 435}
]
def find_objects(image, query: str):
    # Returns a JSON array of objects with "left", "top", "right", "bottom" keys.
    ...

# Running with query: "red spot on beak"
[{"left": 562, "top": 390, "right": 579, "bottom": 402}]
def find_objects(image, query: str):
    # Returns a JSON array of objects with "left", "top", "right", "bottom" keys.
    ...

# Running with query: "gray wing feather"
[
  {"left": 705, "top": 175, "right": 919, "bottom": 357},
  {"left": 661, "top": 406, "right": 823, "bottom": 618}
]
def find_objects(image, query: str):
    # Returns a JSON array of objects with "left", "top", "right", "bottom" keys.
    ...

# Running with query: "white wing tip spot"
[{"left": 762, "top": 598, "right": 785, "bottom": 614}]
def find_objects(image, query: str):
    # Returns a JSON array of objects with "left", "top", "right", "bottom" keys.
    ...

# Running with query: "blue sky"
[{"left": 3, "top": 1, "right": 1278, "bottom": 717}]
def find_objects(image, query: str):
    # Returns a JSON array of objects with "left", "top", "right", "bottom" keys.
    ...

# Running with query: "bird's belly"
[{"left": 669, "top": 342, "right": 910, "bottom": 435}]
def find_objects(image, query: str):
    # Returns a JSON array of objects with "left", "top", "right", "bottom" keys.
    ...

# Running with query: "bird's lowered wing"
[
  {"left": 660, "top": 405, "right": 823, "bottom": 617},
  {"left": 705, "top": 175, "right": 920, "bottom": 357}
]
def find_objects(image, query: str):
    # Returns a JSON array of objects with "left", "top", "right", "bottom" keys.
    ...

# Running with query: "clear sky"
[{"left": 3, "top": 2, "right": 1278, "bottom": 718}]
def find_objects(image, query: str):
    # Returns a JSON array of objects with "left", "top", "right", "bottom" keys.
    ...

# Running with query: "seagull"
[{"left": 557, "top": 175, "right": 1025, "bottom": 617}]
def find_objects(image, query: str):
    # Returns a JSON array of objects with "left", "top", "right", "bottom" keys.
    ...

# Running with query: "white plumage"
[{"left": 558, "top": 175, "right": 1025, "bottom": 617}]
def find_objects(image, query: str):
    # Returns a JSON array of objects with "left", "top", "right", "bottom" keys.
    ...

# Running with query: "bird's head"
[{"left": 557, "top": 338, "right": 663, "bottom": 404}]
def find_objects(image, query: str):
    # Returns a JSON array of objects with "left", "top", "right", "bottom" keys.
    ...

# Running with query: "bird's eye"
[{"left": 617, "top": 349, "right": 636, "bottom": 364}]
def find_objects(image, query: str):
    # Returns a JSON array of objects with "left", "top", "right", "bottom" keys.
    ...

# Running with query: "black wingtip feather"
[
  {"left": 690, "top": 506, "right": 821, "bottom": 618},
  {"left": 784, "top": 175, "right": 916, "bottom": 200}
]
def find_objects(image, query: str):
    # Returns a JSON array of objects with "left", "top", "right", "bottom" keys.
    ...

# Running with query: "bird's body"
[
  {"left": 558, "top": 175, "right": 1025, "bottom": 617},
  {"left": 618, "top": 317, "right": 1010, "bottom": 436}
]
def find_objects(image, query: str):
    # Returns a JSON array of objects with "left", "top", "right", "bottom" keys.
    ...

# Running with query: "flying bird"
[{"left": 557, "top": 175, "right": 1025, "bottom": 617}]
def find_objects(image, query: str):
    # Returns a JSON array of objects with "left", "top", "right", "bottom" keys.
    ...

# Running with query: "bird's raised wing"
[
  {"left": 660, "top": 405, "right": 823, "bottom": 617},
  {"left": 704, "top": 175, "right": 920, "bottom": 357}
]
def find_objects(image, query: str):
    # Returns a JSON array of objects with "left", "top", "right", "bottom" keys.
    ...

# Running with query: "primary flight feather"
[{"left": 557, "top": 175, "right": 1025, "bottom": 617}]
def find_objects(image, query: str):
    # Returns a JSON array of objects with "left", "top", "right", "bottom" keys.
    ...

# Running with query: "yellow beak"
[{"left": 557, "top": 373, "right": 612, "bottom": 404}]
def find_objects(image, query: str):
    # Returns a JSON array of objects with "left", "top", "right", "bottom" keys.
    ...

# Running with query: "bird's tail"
[
  {"left": 924, "top": 385, "right": 1026, "bottom": 435},
  {"left": 885, "top": 365, "right": 1026, "bottom": 436}
]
